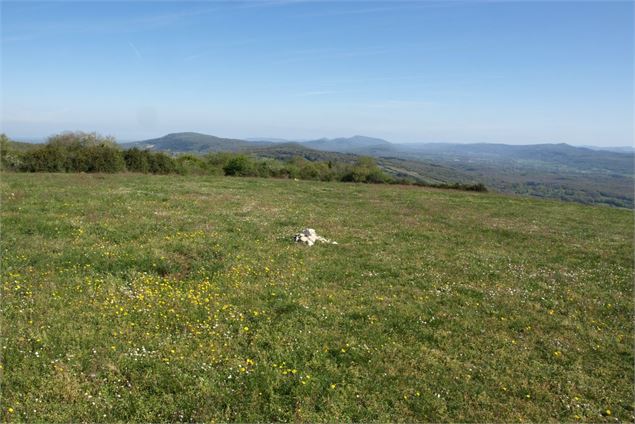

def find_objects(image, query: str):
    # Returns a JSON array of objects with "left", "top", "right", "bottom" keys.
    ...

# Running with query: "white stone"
[{"left": 293, "top": 228, "right": 337, "bottom": 246}]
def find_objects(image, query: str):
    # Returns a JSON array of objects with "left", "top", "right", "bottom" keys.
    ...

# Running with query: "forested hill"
[{"left": 122, "top": 132, "right": 272, "bottom": 153}]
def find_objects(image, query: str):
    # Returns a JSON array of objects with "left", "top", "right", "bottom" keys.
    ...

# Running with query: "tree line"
[{"left": 0, "top": 132, "right": 487, "bottom": 191}]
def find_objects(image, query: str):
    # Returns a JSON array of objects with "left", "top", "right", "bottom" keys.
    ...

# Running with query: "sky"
[{"left": 1, "top": 0, "right": 633, "bottom": 145}]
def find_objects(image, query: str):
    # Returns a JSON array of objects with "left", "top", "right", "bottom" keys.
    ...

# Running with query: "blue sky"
[{"left": 1, "top": 1, "right": 633, "bottom": 145}]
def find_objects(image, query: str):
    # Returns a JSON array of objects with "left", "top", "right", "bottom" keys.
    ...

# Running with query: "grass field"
[{"left": 1, "top": 173, "right": 633, "bottom": 422}]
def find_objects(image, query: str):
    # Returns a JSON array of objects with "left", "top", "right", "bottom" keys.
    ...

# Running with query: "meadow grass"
[{"left": 1, "top": 173, "right": 633, "bottom": 422}]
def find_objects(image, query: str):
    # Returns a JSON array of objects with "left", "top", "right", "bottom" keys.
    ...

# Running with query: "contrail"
[{"left": 128, "top": 41, "right": 142, "bottom": 60}]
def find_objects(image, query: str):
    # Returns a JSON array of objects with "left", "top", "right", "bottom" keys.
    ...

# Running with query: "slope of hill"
[
  {"left": 246, "top": 142, "right": 365, "bottom": 162},
  {"left": 301, "top": 135, "right": 391, "bottom": 153},
  {"left": 123, "top": 132, "right": 270, "bottom": 153},
  {"left": 389, "top": 142, "right": 635, "bottom": 175},
  {"left": 581, "top": 145, "right": 635, "bottom": 153},
  {"left": 293, "top": 140, "right": 634, "bottom": 208},
  {"left": 246, "top": 137, "right": 297, "bottom": 143},
  {"left": 2, "top": 173, "right": 632, "bottom": 421},
  {"left": 245, "top": 143, "right": 477, "bottom": 186},
  {"left": 306, "top": 141, "right": 633, "bottom": 176}
]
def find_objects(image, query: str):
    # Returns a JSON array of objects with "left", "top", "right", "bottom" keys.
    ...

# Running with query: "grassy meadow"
[{"left": 1, "top": 173, "right": 633, "bottom": 422}]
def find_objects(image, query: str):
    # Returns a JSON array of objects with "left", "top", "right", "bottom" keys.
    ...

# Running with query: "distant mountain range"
[
  {"left": 120, "top": 132, "right": 634, "bottom": 208},
  {"left": 301, "top": 135, "right": 391, "bottom": 152},
  {"left": 125, "top": 133, "right": 392, "bottom": 154},
  {"left": 123, "top": 132, "right": 633, "bottom": 175}
]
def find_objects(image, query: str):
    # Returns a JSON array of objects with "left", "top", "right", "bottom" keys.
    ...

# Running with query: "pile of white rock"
[{"left": 293, "top": 228, "right": 338, "bottom": 246}]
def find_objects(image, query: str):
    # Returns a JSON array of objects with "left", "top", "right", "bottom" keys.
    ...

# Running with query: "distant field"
[{"left": 1, "top": 173, "right": 633, "bottom": 422}]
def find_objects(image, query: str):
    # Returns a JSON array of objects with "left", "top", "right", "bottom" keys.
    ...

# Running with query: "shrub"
[
  {"left": 0, "top": 135, "right": 24, "bottom": 171},
  {"left": 176, "top": 154, "right": 208, "bottom": 175},
  {"left": 22, "top": 145, "right": 66, "bottom": 172},
  {"left": 84, "top": 144, "right": 125, "bottom": 173},
  {"left": 465, "top": 183, "right": 488, "bottom": 192},
  {"left": 340, "top": 157, "right": 390, "bottom": 183},
  {"left": 20, "top": 132, "right": 124, "bottom": 173},
  {"left": 148, "top": 152, "right": 177, "bottom": 174},
  {"left": 223, "top": 155, "right": 254, "bottom": 176},
  {"left": 124, "top": 148, "right": 150, "bottom": 173}
]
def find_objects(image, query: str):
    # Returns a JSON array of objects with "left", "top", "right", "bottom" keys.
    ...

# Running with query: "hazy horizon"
[
  {"left": 7, "top": 131, "right": 634, "bottom": 150},
  {"left": 2, "top": 1, "right": 633, "bottom": 147}
]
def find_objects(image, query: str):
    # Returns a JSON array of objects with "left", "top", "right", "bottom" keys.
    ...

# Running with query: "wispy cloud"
[
  {"left": 183, "top": 38, "right": 262, "bottom": 61},
  {"left": 236, "top": 0, "right": 314, "bottom": 9},
  {"left": 294, "top": 90, "right": 338, "bottom": 96},
  {"left": 291, "top": 5, "right": 419, "bottom": 18},
  {"left": 128, "top": 41, "right": 142, "bottom": 60},
  {"left": 290, "top": 1, "right": 471, "bottom": 18},
  {"left": 1, "top": 34, "right": 38, "bottom": 43},
  {"left": 3, "top": 6, "right": 222, "bottom": 42},
  {"left": 271, "top": 41, "right": 451, "bottom": 66},
  {"left": 357, "top": 99, "right": 437, "bottom": 109},
  {"left": 3, "top": 106, "right": 72, "bottom": 124},
  {"left": 271, "top": 45, "right": 398, "bottom": 65}
]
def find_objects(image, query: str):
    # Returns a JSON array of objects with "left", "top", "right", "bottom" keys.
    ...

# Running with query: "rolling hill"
[
  {"left": 299, "top": 140, "right": 634, "bottom": 176},
  {"left": 244, "top": 143, "right": 478, "bottom": 186},
  {"left": 300, "top": 135, "right": 391, "bottom": 153},
  {"left": 389, "top": 142, "right": 634, "bottom": 175},
  {"left": 125, "top": 132, "right": 633, "bottom": 177},
  {"left": 123, "top": 132, "right": 270, "bottom": 153},
  {"left": 121, "top": 132, "right": 634, "bottom": 208},
  {"left": 270, "top": 139, "right": 635, "bottom": 208}
]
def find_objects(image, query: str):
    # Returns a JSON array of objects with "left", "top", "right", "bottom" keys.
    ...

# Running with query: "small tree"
[
  {"left": 341, "top": 156, "right": 389, "bottom": 183},
  {"left": 148, "top": 152, "right": 177, "bottom": 174},
  {"left": 223, "top": 155, "right": 254, "bottom": 176},
  {"left": 0, "top": 134, "right": 24, "bottom": 171},
  {"left": 84, "top": 144, "right": 125, "bottom": 172},
  {"left": 176, "top": 154, "right": 208, "bottom": 175},
  {"left": 124, "top": 148, "right": 150, "bottom": 173}
]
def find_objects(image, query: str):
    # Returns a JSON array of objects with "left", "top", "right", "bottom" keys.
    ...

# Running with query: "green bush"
[
  {"left": 83, "top": 144, "right": 125, "bottom": 172},
  {"left": 148, "top": 152, "right": 178, "bottom": 175},
  {"left": 341, "top": 157, "right": 389, "bottom": 183},
  {"left": 176, "top": 154, "right": 208, "bottom": 175},
  {"left": 22, "top": 144, "right": 66, "bottom": 172},
  {"left": 20, "top": 132, "right": 124, "bottom": 173},
  {"left": 223, "top": 155, "right": 254, "bottom": 176},
  {"left": 0, "top": 135, "right": 27, "bottom": 171},
  {"left": 124, "top": 148, "right": 150, "bottom": 173}
]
